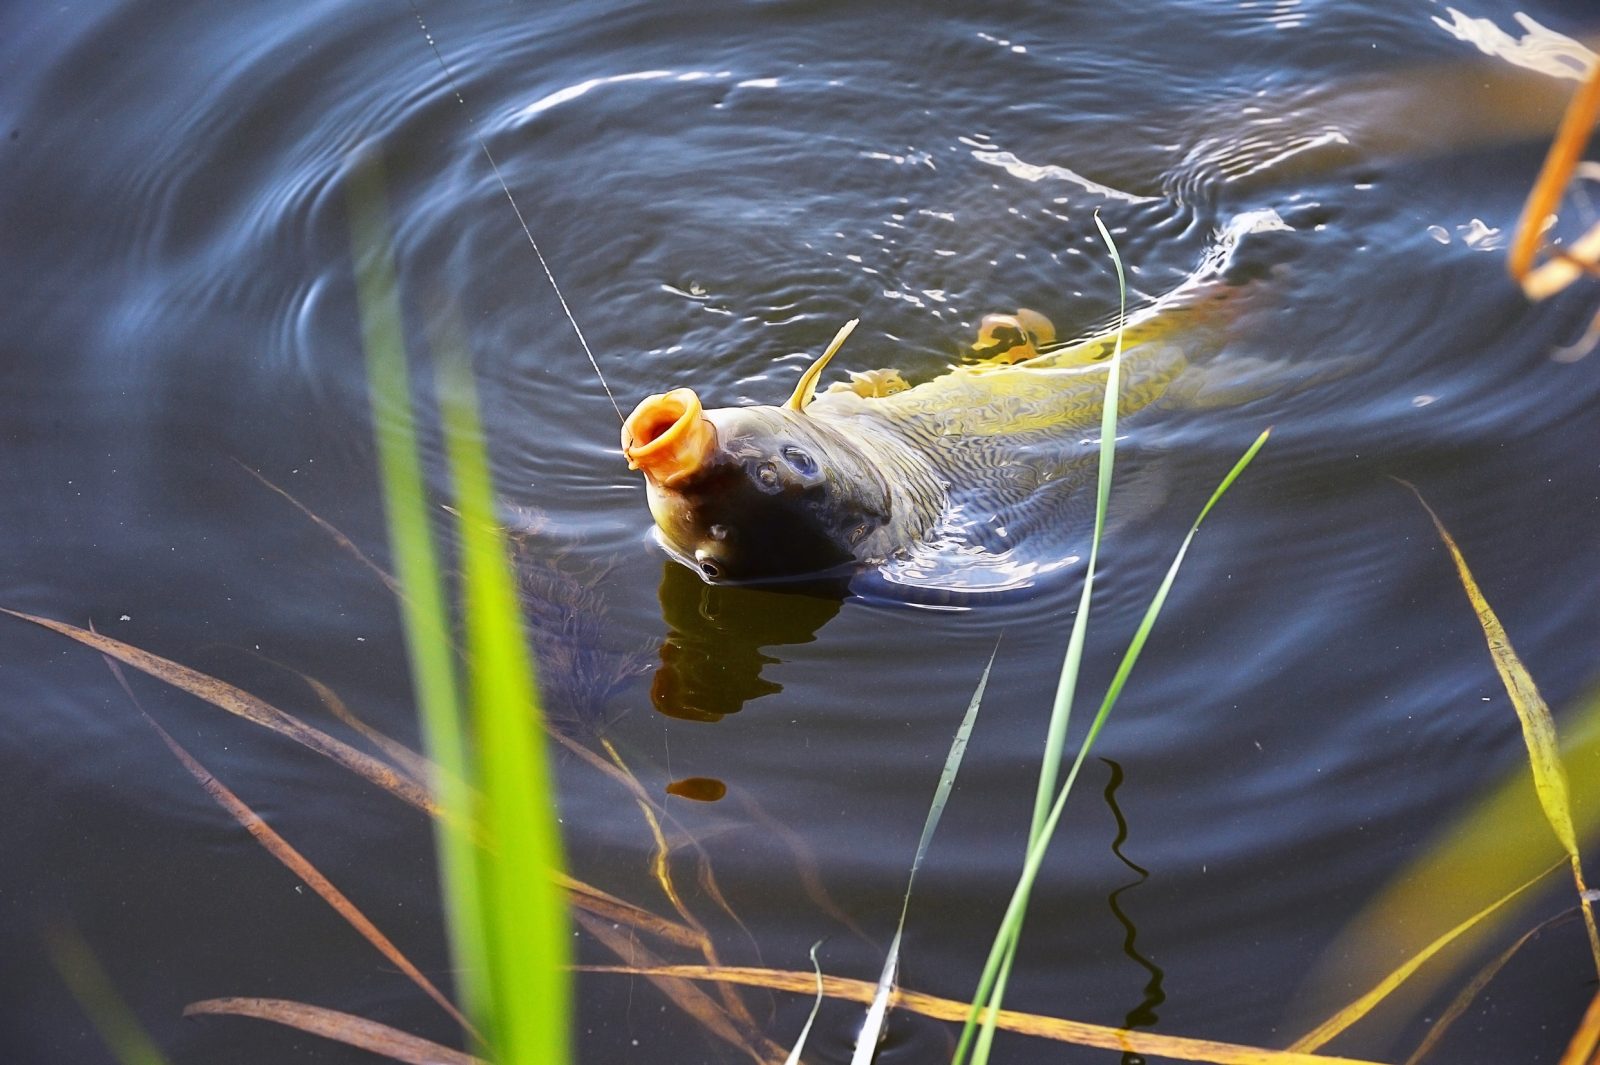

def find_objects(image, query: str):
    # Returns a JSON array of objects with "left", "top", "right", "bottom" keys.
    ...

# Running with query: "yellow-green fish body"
[{"left": 622, "top": 282, "right": 1238, "bottom": 585}]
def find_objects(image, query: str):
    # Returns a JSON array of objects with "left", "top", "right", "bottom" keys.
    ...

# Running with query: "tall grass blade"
[
  {"left": 581, "top": 962, "right": 1393, "bottom": 1065},
  {"left": 1403, "top": 909, "right": 1578, "bottom": 1065},
  {"left": 782, "top": 941, "right": 828, "bottom": 1065},
  {"left": 955, "top": 212, "right": 1131, "bottom": 1065},
  {"left": 959, "top": 427, "right": 1270, "bottom": 1064},
  {"left": 435, "top": 346, "right": 573, "bottom": 1063},
  {"left": 45, "top": 925, "right": 172, "bottom": 1065},
  {"left": 349, "top": 153, "right": 493, "bottom": 1044},
  {"left": 1289, "top": 859, "right": 1561, "bottom": 1052},
  {"left": 184, "top": 998, "right": 484, "bottom": 1065},
  {"left": 1399, "top": 480, "right": 1600, "bottom": 975},
  {"left": 353, "top": 154, "right": 572, "bottom": 1060},
  {"left": 851, "top": 645, "right": 997, "bottom": 1063},
  {"left": 1291, "top": 684, "right": 1600, "bottom": 1038}
]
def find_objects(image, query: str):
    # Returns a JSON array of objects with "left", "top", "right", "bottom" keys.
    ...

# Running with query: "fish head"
[{"left": 622, "top": 387, "right": 892, "bottom": 582}]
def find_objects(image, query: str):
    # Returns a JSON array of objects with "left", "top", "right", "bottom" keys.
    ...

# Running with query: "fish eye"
[
  {"left": 699, "top": 559, "right": 720, "bottom": 578},
  {"left": 781, "top": 446, "right": 816, "bottom": 477}
]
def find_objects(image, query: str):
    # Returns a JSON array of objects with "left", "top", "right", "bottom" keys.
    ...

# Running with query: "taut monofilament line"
[{"left": 407, "top": 2, "right": 624, "bottom": 423}]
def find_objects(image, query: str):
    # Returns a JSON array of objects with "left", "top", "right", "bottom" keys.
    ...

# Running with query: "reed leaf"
[
  {"left": 1291, "top": 685, "right": 1600, "bottom": 1041},
  {"left": 958, "top": 425, "right": 1270, "bottom": 1064},
  {"left": 574, "top": 911, "right": 779, "bottom": 1063},
  {"left": 958, "top": 216, "right": 1270, "bottom": 1064},
  {"left": 851, "top": 645, "right": 996, "bottom": 1063},
  {"left": 1399, "top": 480, "right": 1600, "bottom": 975},
  {"left": 117, "top": 684, "right": 471, "bottom": 1033},
  {"left": 185, "top": 998, "right": 483, "bottom": 1065},
  {"left": 581, "top": 963, "right": 1392, "bottom": 1065},
  {"left": 1289, "top": 859, "right": 1561, "bottom": 1052},
  {"left": 782, "top": 942, "right": 828, "bottom": 1065},
  {"left": 295, "top": 671, "right": 437, "bottom": 786},
  {"left": 1404, "top": 909, "right": 1578, "bottom": 1065},
  {"left": 352, "top": 154, "right": 570, "bottom": 1060},
  {"left": 45, "top": 925, "right": 172, "bottom": 1065},
  {"left": 1, "top": 607, "right": 700, "bottom": 957},
  {"left": 956, "top": 212, "right": 1131, "bottom": 1064}
]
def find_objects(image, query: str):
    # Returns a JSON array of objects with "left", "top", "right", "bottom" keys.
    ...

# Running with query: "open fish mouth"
[{"left": 622, "top": 387, "right": 717, "bottom": 487}]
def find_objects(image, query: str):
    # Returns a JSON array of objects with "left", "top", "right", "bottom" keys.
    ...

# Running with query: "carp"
[{"left": 621, "top": 278, "right": 1244, "bottom": 587}]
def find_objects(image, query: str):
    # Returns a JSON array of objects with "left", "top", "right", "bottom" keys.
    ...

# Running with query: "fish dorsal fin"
[{"left": 785, "top": 318, "right": 859, "bottom": 412}]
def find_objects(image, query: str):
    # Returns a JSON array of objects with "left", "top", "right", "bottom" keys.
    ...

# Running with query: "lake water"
[{"left": 3, "top": 1, "right": 1599, "bottom": 1062}]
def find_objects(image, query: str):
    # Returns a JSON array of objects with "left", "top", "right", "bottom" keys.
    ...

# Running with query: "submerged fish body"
[{"left": 622, "top": 282, "right": 1240, "bottom": 587}]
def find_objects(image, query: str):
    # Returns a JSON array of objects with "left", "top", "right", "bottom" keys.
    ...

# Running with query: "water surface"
[{"left": 3, "top": 1, "right": 1600, "bottom": 1062}]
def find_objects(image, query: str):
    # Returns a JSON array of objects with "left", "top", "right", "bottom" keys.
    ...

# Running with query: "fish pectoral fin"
[
  {"left": 828, "top": 367, "right": 911, "bottom": 398},
  {"left": 969, "top": 309, "right": 1057, "bottom": 365}
]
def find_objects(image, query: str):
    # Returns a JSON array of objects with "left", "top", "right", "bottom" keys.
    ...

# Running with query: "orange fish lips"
[{"left": 621, "top": 387, "right": 718, "bottom": 487}]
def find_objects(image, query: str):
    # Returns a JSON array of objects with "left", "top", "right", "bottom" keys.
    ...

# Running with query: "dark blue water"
[{"left": 4, "top": 1, "right": 1600, "bottom": 1062}]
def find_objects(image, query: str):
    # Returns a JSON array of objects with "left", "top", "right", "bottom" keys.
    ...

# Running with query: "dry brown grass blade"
[
  {"left": 12, "top": 608, "right": 707, "bottom": 961},
  {"left": 577, "top": 963, "right": 1391, "bottom": 1065},
  {"left": 1510, "top": 62, "right": 1600, "bottom": 290},
  {"left": 1523, "top": 223, "right": 1600, "bottom": 303},
  {"left": 574, "top": 911, "right": 784, "bottom": 1065},
  {"left": 599, "top": 737, "right": 764, "bottom": 1037},
  {"left": 97, "top": 646, "right": 473, "bottom": 1035},
  {"left": 733, "top": 784, "right": 876, "bottom": 948},
  {"left": 233, "top": 649, "right": 437, "bottom": 788},
  {"left": 1559, "top": 984, "right": 1600, "bottom": 1065},
  {"left": 185, "top": 998, "right": 483, "bottom": 1065},
  {"left": 1399, "top": 483, "right": 1600, "bottom": 974},
  {"left": 238, "top": 461, "right": 726, "bottom": 964},
  {"left": 3, "top": 609, "right": 440, "bottom": 817},
  {"left": 1403, "top": 909, "right": 1577, "bottom": 1065},
  {"left": 234, "top": 460, "right": 403, "bottom": 597},
  {"left": 558, "top": 873, "right": 703, "bottom": 950},
  {"left": 297, "top": 672, "right": 436, "bottom": 786},
  {"left": 1290, "top": 859, "right": 1560, "bottom": 1053}
]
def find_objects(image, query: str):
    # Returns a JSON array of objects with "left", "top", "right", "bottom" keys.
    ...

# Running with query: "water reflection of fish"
[
  {"left": 622, "top": 276, "right": 1245, "bottom": 587},
  {"left": 503, "top": 508, "right": 652, "bottom": 731},
  {"left": 651, "top": 560, "right": 843, "bottom": 721}
]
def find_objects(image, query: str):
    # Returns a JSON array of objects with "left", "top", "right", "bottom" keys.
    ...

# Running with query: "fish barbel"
[{"left": 622, "top": 279, "right": 1242, "bottom": 585}]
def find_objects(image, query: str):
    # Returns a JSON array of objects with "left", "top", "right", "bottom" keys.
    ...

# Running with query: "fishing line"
[{"left": 407, "top": 2, "right": 625, "bottom": 423}]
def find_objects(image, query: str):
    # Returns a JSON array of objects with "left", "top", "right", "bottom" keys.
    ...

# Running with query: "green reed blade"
[
  {"left": 438, "top": 347, "right": 573, "bottom": 1063},
  {"left": 349, "top": 154, "right": 489, "bottom": 1041},
  {"left": 46, "top": 925, "right": 173, "bottom": 1065},
  {"left": 1399, "top": 481, "right": 1600, "bottom": 978},
  {"left": 351, "top": 151, "right": 571, "bottom": 1062},
  {"left": 957, "top": 413, "right": 1270, "bottom": 1064},
  {"left": 956, "top": 213, "right": 1128, "bottom": 1065},
  {"left": 851, "top": 645, "right": 996, "bottom": 1064}
]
